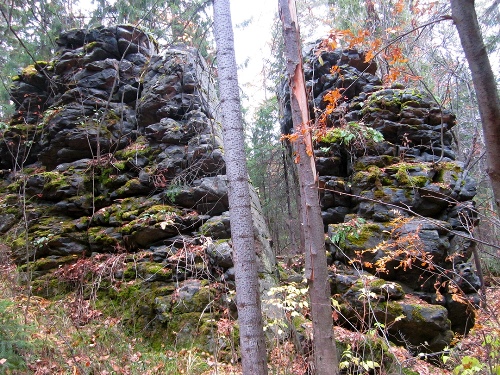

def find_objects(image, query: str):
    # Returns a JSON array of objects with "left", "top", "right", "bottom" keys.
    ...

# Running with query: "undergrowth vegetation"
[
  {"left": 0, "top": 256, "right": 224, "bottom": 375},
  {"left": 1, "top": 243, "right": 499, "bottom": 374}
]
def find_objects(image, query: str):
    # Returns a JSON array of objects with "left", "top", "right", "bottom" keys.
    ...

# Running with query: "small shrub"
[
  {"left": 315, "top": 121, "right": 384, "bottom": 150},
  {"left": 0, "top": 300, "right": 33, "bottom": 373},
  {"left": 330, "top": 217, "right": 366, "bottom": 247}
]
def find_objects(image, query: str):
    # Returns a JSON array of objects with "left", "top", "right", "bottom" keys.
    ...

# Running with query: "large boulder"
[{"left": 334, "top": 274, "right": 454, "bottom": 353}]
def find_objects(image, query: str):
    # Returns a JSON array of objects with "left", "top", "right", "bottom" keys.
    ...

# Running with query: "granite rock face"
[
  {"left": 280, "top": 46, "right": 480, "bottom": 352},
  {"left": 0, "top": 26, "right": 275, "bottom": 349}
]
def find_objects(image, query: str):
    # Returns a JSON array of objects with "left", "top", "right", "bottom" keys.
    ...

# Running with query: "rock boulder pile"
[
  {"left": 0, "top": 25, "right": 275, "bottom": 349},
  {"left": 281, "top": 46, "right": 480, "bottom": 352},
  {"left": 0, "top": 25, "right": 482, "bottom": 355}
]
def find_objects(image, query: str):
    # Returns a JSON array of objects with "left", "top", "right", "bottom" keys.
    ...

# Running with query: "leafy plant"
[
  {"left": 265, "top": 282, "right": 309, "bottom": 334},
  {"left": 32, "top": 234, "right": 54, "bottom": 249},
  {"left": 264, "top": 282, "right": 311, "bottom": 374},
  {"left": 165, "top": 182, "right": 182, "bottom": 203},
  {"left": 452, "top": 356, "right": 484, "bottom": 375},
  {"left": 330, "top": 217, "right": 366, "bottom": 247},
  {"left": 339, "top": 344, "right": 380, "bottom": 374},
  {"left": 442, "top": 332, "right": 500, "bottom": 375},
  {"left": 315, "top": 121, "right": 384, "bottom": 151}
]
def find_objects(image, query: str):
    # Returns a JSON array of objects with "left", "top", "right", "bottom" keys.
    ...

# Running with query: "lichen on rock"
[
  {"left": 280, "top": 44, "right": 480, "bottom": 350},
  {"left": 0, "top": 25, "right": 277, "bottom": 353}
]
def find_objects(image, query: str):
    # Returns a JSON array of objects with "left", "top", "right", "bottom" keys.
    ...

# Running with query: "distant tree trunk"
[
  {"left": 451, "top": 0, "right": 500, "bottom": 213},
  {"left": 282, "top": 149, "right": 301, "bottom": 256},
  {"left": 278, "top": 0, "right": 339, "bottom": 374},
  {"left": 212, "top": 1, "right": 268, "bottom": 374}
]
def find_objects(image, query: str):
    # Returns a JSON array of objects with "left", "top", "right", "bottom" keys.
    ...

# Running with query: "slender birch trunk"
[
  {"left": 451, "top": 0, "right": 500, "bottom": 213},
  {"left": 212, "top": 1, "right": 268, "bottom": 374},
  {"left": 278, "top": 0, "right": 339, "bottom": 373}
]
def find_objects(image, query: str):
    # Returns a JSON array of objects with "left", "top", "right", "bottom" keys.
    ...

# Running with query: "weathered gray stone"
[
  {"left": 281, "top": 44, "right": 479, "bottom": 351},
  {"left": 0, "top": 214, "right": 18, "bottom": 234},
  {"left": 1, "top": 27, "right": 276, "bottom": 295},
  {"left": 337, "top": 275, "right": 453, "bottom": 353}
]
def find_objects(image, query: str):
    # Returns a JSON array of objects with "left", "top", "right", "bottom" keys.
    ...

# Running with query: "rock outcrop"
[
  {"left": 0, "top": 25, "right": 275, "bottom": 350},
  {"left": 0, "top": 25, "right": 481, "bottom": 356},
  {"left": 281, "top": 46, "right": 480, "bottom": 352}
]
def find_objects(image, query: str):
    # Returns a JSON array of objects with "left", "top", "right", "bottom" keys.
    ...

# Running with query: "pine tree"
[
  {"left": 89, "top": 0, "right": 213, "bottom": 59},
  {"left": 0, "top": 0, "right": 79, "bottom": 117}
]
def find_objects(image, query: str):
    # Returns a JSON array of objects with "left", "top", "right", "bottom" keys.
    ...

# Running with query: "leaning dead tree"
[{"left": 279, "top": 0, "right": 340, "bottom": 373}]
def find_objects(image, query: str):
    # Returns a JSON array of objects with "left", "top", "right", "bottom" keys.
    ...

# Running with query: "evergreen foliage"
[
  {"left": 0, "top": 0, "right": 81, "bottom": 117},
  {"left": 0, "top": 300, "right": 33, "bottom": 372},
  {"left": 88, "top": 0, "right": 213, "bottom": 58}
]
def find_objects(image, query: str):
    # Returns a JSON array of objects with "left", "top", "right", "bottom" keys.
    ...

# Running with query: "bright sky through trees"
[
  {"left": 231, "top": 1, "right": 277, "bottom": 110},
  {"left": 231, "top": 1, "right": 330, "bottom": 116}
]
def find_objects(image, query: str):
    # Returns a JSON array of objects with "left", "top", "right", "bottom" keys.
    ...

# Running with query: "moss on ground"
[{"left": 30, "top": 273, "right": 73, "bottom": 298}]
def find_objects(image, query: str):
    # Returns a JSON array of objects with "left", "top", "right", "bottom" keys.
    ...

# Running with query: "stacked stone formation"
[
  {"left": 280, "top": 46, "right": 479, "bottom": 352},
  {"left": 0, "top": 26, "right": 481, "bottom": 353},
  {"left": 0, "top": 27, "right": 275, "bottom": 348}
]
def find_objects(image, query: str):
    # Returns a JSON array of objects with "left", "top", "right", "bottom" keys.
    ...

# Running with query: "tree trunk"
[
  {"left": 212, "top": 1, "right": 268, "bottom": 374},
  {"left": 451, "top": 0, "right": 500, "bottom": 212},
  {"left": 278, "top": 0, "right": 339, "bottom": 374}
]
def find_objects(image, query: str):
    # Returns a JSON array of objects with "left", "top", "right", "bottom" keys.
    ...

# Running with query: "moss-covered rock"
[
  {"left": 18, "top": 254, "right": 79, "bottom": 273},
  {"left": 123, "top": 262, "right": 173, "bottom": 282},
  {"left": 170, "top": 280, "right": 214, "bottom": 315},
  {"left": 198, "top": 214, "right": 231, "bottom": 239},
  {"left": 87, "top": 226, "right": 122, "bottom": 252},
  {"left": 166, "top": 311, "right": 218, "bottom": 349},
  {"left": 337, "top": 275, "right": 453, "bottom": 352},
  {"left": 30, "top": 273, "right": 73, "bottom": 298}
]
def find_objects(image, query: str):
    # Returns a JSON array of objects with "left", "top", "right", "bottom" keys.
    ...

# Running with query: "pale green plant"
[
  {"left": 442, "top": 333, "right": 500, "bottom": 375},
  {"left": 0, "top": 300, "right": 33, "bottom": 373},
  {"left": 330, "top": 217, "right": 366, "bottom": 247},
  {"left": 32, "top": 234, "right": 54, "bottom": 249},
  {"left": 448, "top": 355, "right": 485, "bottom": 375},
  {"left": 339, "top": 344, "right": 380, "bottom": 374},
  {"left": 316, "top": 121, "right": 384, "bottom": 149},
  {"left": 165, "top": 183, "right": 182, "bottom": 203},
  {"left": 264, "top": 282, "right": 309, "bottom": 334}
]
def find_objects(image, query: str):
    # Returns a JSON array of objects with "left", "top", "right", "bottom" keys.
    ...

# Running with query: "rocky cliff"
[
  {"left": 0, "top": 25, "right": 275, "bottom": 349},
  {"left": 281, "top": 46, "right": 480, "bottom": 352},
  {"left": 0, "top": 25, "right": 481, "bottom": 357}
]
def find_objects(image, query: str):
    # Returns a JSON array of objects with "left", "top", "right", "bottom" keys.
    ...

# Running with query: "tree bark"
[
  {"left": 279, "top": 0, "right": 339, "bottom": 374},
  {"left": 212, "top": 1, "right": 268, "bottom": 374},
  {"left": 451, "top": 0, "right": 500, "bottom": 212}
]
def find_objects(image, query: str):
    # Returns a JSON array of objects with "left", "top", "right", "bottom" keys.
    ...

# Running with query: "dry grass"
[{"left": 445, "top": 277, "right": 500, "bottom": 372}]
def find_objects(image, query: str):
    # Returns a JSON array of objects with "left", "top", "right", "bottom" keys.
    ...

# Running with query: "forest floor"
[{"left": 0, "top": 255, "right": 499, "bottom": 375}]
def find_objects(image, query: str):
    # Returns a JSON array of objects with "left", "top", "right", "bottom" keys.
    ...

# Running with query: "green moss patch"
[
  {"left": 123, "top": 262, "right": 173, "bottom": 282},
  {"left": 316, "top": 121, "right": 384, "bottom": 147},
  {"left": 385, "top": 162, "right": 432, "bottom": 188},
  {"left": 18, "top": 254, "right": 79, "bottom": 273}
]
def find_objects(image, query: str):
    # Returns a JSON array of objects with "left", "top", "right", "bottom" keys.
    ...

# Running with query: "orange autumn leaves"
[
  {"left": 319, "top": 28, "right": 417, "bottom": 85},
  {"left": 281, "top": 122, "right": 315, "bottom": 163},
  {"left": 283, "top": 3, "right": 427, "bottom": 162}
]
